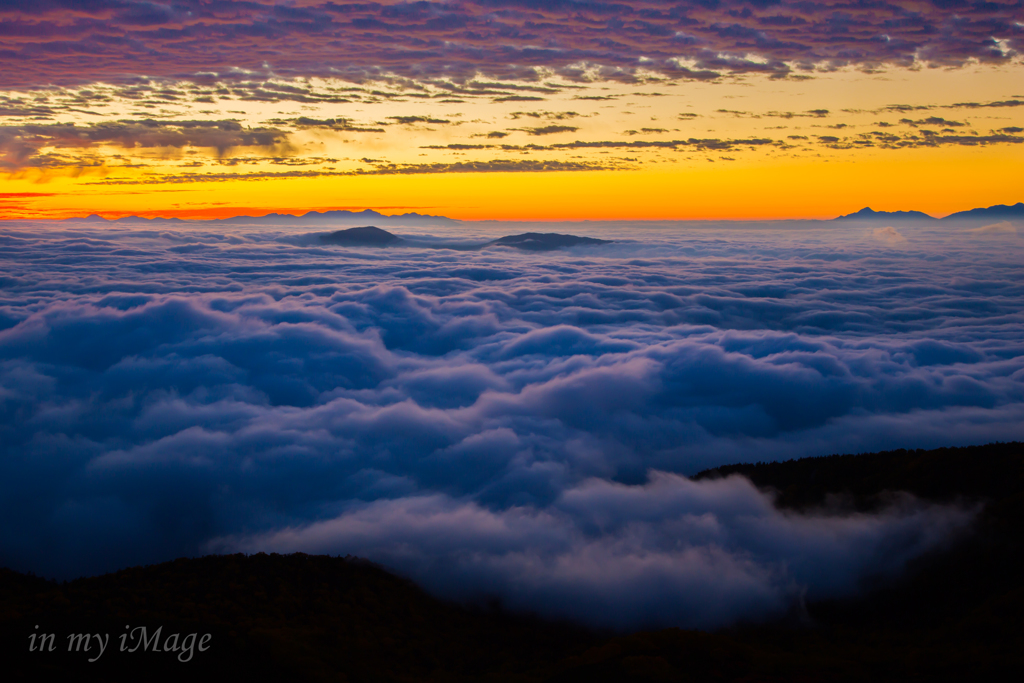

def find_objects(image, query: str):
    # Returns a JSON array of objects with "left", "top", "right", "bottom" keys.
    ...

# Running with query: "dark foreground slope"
[{"left": 3, "top": 443, "right": 1023, "bottom": 682}]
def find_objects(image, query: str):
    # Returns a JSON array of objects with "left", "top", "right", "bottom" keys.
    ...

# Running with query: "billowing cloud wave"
[
  {"left": 220, "top": 476, "right": 973, "bottom": 630},
  {"left": 1, "top": 218, "right": 1021, "bottom": 627}
]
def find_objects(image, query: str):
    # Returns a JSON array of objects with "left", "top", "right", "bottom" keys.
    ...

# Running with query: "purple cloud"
[
  {"left": 218, "top": 475, "right": 974, "bottom": 630},
  {"left": 0, "top": 1, "right": 1020, "bottom": 88}
]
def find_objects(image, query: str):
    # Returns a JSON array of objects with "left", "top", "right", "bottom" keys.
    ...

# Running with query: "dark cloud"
[
  {"left": 421, "top": 143, "right": 494, "bottom": 150},
  {"left": 508, "top": 111, "right": 582, "bottom": 120},
  {"left": 878, "top": 99, "right": 1024, "bottom": 114},
  {"left": 0, "top": 119, "right": 288, "bottom": 168},
  {"left": 899, "top": 116, "right": 968, "bottom": 127},
  {"left": 493, "top": 95, "right": 548, "bottom": 103},
  {"left": 519, "top": 125, "right": 581, "bottom": 136},
  {"left": 953, "top": 99, "right": 1024, "bottom": 108},
  {"left": 386, "top": 115, "right": 452, "bottom": 125},
  {"left": 357, "top": 158, "right": 617, "bottom": 173},
  {"left": 515, "top": 137, "right": 779, "bottom": 151},
  {"left": 626, "top": 127, "right": 669, "bottom": 135},
  {"left": 817, "top": 130, "right": 1024, "bottom": 150},
  {"left": 0, "top": 219, "right": 1021, "bottom": 627},
  {"left": 0, "top": 1, "right": 1021, "bottom": 88},
  {"left": 273, "top": 117, "right": 385, "bottom": 133},
  {"left": 0, "top": 95, "right": 57, "bottom": 118},
  {"left": 717, "top": 109, "right": 831, "bottom": 119}
]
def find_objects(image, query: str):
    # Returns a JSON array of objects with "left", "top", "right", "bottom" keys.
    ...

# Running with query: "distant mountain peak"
[
  {"left": 314, "top": 229, "right": 613, "bottom": 251},
  {"left": 942, "top": 202, "right": 1024, "bottom": 221},
  {"left": 229, "top": 209, "right": 458, "bottom": 226},
  {"left": 835, "top": 207, "right": 935, "bottom": 221},
  {"left": 320, "top": 226, "right": 404, "bottom": 246},
  {"left": 56, "top": 209, "right": 458, "bottom": 226},
  {"left": 486, "top": 232, "right": 611, "bottom": 251}
]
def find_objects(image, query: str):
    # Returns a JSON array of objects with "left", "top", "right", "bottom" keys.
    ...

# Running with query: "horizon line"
[{"left": 2, "top": 202, "right": 1022, "bottom": 224}]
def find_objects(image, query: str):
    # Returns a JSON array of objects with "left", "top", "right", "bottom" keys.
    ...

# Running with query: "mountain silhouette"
[
  {"left": 319, "top": 226, "right": 405, "bottom": 246},
  {"left": 316, "top": 229, "right": 612, "bottom": 250},
  {"left": 485, "top": 232, "right": 611, "bottom": 251},
  {"left": 834, "top": 203, "right": 1024, "bottom": 222},
  {"left": 941, "top": 202, "right": 1024, "bottom": 221},
  {"left": 834, "top": 207, "right": 936, "bottom": 221},
  {"left": 56, "top": 203, "right": 1021, "bottom": 226},
  {"left": 224, "top": 209, "right": 458, "bottom": 226}
]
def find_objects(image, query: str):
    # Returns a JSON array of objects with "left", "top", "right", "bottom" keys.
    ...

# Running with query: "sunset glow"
[{"left": 2, "top": 2, "right": 1021, "bottom": 220}]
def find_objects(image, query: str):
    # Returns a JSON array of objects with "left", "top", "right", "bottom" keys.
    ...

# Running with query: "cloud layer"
[
  {"left": 0, "top": 1, "right": 1020, "bottom": 88},
  {"left": 221, "top": 475, "right": 973, "bottom": 630},
  {"left": 1, "top": 218, "right": 1021, "bottom": 627}
]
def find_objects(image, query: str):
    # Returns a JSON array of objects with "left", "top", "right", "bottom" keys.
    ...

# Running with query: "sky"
[
  {"left": 2, "top": 2, "right": 1024, "bottom": 631},
  {"left": 0, "top": 0, "right": 1022, "bottom": 220}
]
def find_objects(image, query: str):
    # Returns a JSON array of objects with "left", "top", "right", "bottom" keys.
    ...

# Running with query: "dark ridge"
[
  {"left": 692, "top": 441, "right": 1024, "bottom": 509},
  {"left": 941, "top": 202, "right": 1024, "bottom": 221},
  {"left": 834, "top": 207, "right": 936, "bottom": 221},
  {"left": 319, "top": 225, "right": 404, "bottom": 246},
  {"left": 692, "top": 441, "right": 1024, "bottom": 673},
  {"left": 3, "top": 442, "right": 1023, "bottom": 681},
  {"left": 486, "top": 232, "right": 611, "bottom": 251},
  {"left": 0, "top": 553, "right": 590, "bottom": 682}
]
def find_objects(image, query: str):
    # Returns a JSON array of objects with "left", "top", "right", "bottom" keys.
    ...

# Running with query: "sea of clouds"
[{"left": 1, "top": 217, "right": 1020, "bottom": 629}]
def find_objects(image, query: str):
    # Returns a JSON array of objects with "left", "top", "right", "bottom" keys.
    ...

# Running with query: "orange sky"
[{"left": 2, "top": 64, "right": 1022, "bottom": 221}]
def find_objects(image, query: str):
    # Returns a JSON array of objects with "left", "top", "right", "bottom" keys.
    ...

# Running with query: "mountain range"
[
  {"left": 44, "top": 202, "right": 1024, "bottom": 225},
  {"left": 835, "top": 202, "right": 1024, "bottom": 222},
  {"left": 72, "top": 209, "right": 459, "bottom": 227},
  {"left": 319, "top": 226, "right": 611, "bottom": 251}
]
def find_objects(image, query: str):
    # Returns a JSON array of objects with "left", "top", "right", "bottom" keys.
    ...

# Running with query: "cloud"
[
  {"left": 900, "top": 117, "right": 968, "bottom": 128},
  {"left": 0, "top": 2, "right": 1021, "bottom": 89},
  {"left": 84, "top": 159, "right": 623, "bottom": 184},
  {"left": 873, "top": 226, "right": 908, "bottom": 244},
  {"left": 970, "top": 221, "right": 1018, "bottom": 234},
  {"left": 490, "top": 137, "right": 779, "bottom": 152},
  {"left": 519, "top": 125, "right": 581, "bottom": 136},
  {"left": 217, "top": 475, "right": 974, "bottom": 631},
  {"left": 509, "top": 111, "right": 582, "bottom": 121},
  {"left": 0, "top": 119, "right": 289, "bottom": 168},
  {"left": 1, "top": 219, "right": 1022, "bottom": 627},
  {"left": 275, "top": 117, "right": 385, "bottom": 133},
  {"left": 386, "top": 116, "right": 452, "bottom": 125},
  {"left": 817, "top": 130, "right": 1023, "bottom": 151}
]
